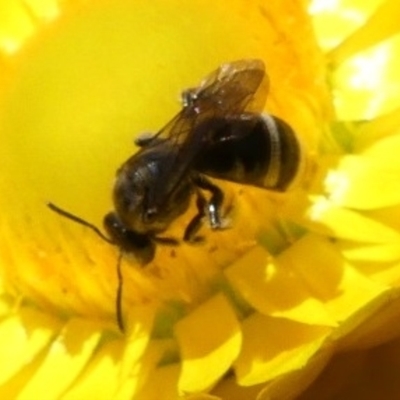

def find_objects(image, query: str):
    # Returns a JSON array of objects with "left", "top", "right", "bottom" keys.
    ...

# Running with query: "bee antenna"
[
  {"left": 47, "top": 202, "right": 113, "bottom": 244},
  {"left": 48, "top": 202, "right": 125, "bottom": 332},
  {"left": 116, "top": 251, "right": 125, "bottom": 332}
]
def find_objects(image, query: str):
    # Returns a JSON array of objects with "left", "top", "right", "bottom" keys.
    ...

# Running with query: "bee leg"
[
  {"left": 181, "top": 88, "right": 197, "bottom": 108},
  {"left": 134, "top": 133, "right": 161, "bottom": 147},
  {"left": 153, "top": 236, "right": 179, "bottom": 246},
  {"left": 193, "top": 175, "right": 224, "bottom": 229},
  {"left": 116, "top": 251, "right": 125, "bottom": 332},
  {"left": 184, "top": 189, "right": 207, "bottom": 242}
]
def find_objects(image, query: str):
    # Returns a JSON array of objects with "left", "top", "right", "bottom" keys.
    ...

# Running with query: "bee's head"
[{"left": 103, "top": 212, "right": 155, "bottom": 265}]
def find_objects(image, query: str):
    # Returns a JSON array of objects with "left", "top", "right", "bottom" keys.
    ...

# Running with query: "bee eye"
[{"left": 144, "top": 207, "right": 158, "bottom": 222}]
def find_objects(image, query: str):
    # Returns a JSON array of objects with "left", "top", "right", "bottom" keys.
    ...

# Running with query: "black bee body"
[
  {"left": 193, "top": 113, "right": 300, "bottom": 191},
  {"left": 48, "top": 59, "right": 303, "bottom": 330}
]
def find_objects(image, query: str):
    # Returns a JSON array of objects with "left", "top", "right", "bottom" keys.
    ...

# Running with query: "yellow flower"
[{"left": 1, "top": 0, "right": 400, "bottom": 399}]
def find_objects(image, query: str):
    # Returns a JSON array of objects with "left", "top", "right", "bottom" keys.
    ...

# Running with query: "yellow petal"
[
  {"left": 283, "top": 235, "right": 388, "bottom": 326},
  {"left": 353, "top": 107, "right": 400, "bottom": 150},
  {"left": 309, "top": 0, "right": 382, "bottom": 51},
  {"left": 339, "top": 241, "right": 400, "bottom": 264},
  {"left": 338, "top": 288, "right": 400, "bottom": 350},
  {"left": 362, "top": 130, "right": 400, "bottom": 161},
  {"left": 0, "top": 296, "right": 13, "bottom": 318},
  {"left": 15, "top": 318, "right": 102, "bottom": 400},
  {"left": 134, "top": 364, "right": 181, "bottom": 400},
  {"left": 329, "top": 0, "right": 400, "bottom": 65},
  {"left": 332, "top": 35, "right": 400, "bottom": 119},
  {"left": 326, "top": 154, "right": 400, "bottom": 209},
  {"left": 0, "top": 307, "right": 61, "bottom": 387},
  {"left": 225, "top": 246, "right": 336, "bottom": 326},
  {"left": 185, "top": 395, "right": 221, "bottom": 400},
  {"left": 0, "top": 1, "right": 36, "bottom": 54},
  {"left": 316, "top": 0, "right": 400, "bottom": 119},
  {"left": 175, "top": 294, "right": 241, "bottom": 393},
  {"left": 307, "top": 198, "right": 400, "bottom": 242},
  {"left": 119, "top": 305, "right": 154, "bottom": 382},
  {"left": 115, "top": 339, "right": 172, "bottom": 400},
  {"left": 19, "top": 0, "right": 60, "bottom": 22},
  {"left": 370, "top": 262, "right": 400, "bottom": 286},
  {"left": 211, "top": 375, "right": 262, "bottom": 400},
  {"left": 235, "top": 313, "right": 331, "bottom": 386},
  {"left": 60, "top": 340, "right": 124, "bottom": 400}
]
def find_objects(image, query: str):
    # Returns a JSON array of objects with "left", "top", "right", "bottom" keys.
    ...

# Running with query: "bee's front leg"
[{"left": 134, "top": 132, "right": 165, "bottom": 147}]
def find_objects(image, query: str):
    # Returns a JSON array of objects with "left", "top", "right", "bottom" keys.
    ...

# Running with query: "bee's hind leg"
[
  {"left": 183, "top": 189, "right": 207, "bottom": 243},
  {"left": 184, "top": 175, "right": 228, "bottom": 242},
  {"left": 193, "top": 175, "right": 225, "bottom": 229}
]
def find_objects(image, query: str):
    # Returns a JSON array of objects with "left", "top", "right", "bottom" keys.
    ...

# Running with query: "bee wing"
[
  {"left": 144, "top": 59, "right": 269, "bottom": 209},
  {"left": 187, "top": 59, "right": 269, "bottom": 115},
  {"left": 144, "top": 108, "right": 206, "bottom": 210},
  {"left": 147, "top": 59, "right": 268, "bottom": 146}
]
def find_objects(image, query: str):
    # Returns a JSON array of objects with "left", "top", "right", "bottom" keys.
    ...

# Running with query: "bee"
[{"left": 48, "top": 59, "right": 303, "bottom": 330}]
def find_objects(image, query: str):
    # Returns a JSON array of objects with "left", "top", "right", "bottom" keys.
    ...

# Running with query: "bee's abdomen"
[
  {"left": 194, "top": 113, "right": 301, "bottom": 191},
  {"left": 261, "top": 114, "right": 300, "bottom": 190}
]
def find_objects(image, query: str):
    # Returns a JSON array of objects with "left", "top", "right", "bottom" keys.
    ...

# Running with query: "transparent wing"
[
  {"left": 144, "top": 59, "right": 268, "bottom": 209},
  {"left": 184, "top": 59, "right": 269, "bottom": 115},
  {"left": 148, "top": 59, "right": 268, "bottom": 145},
  {"left": 143, "top": 108, "right": 203, "bottom": 209}
]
